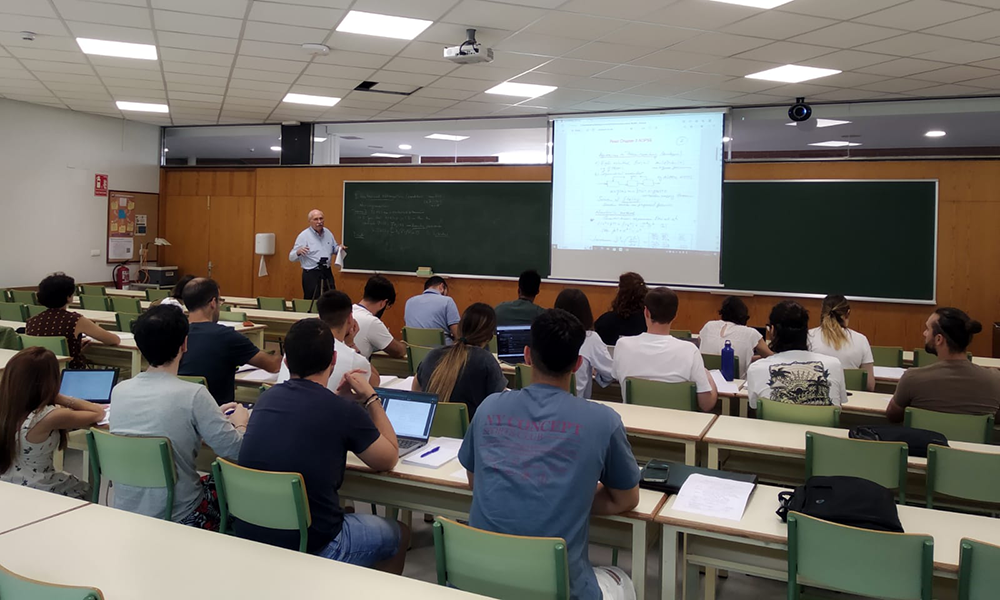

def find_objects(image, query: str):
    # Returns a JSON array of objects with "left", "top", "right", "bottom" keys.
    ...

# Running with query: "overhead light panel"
[
  {"left": 313, "top": 137, "right": 328, "bottom": 142},
  {"left": 283, "top": 93, "right": 340, "bottom": 107},
  {"left": 746, "top": 64, "right": 841, "bottom": 83},
  {"left": 485, "top": 81, "right": 557, "bottom": 98},
  {"left": 372, "top": 152, "right": 404, "bottom": 158},
  {"left": 116, "top": 100, "right": 168, "bottom": 113},
  {"left": 399, "top": 144, "right": 412, "bottom": 150},
  {"left": 722, "top": 136, "right": 732, "bottom": 143},
  {"left": 925, "top": 130, "right": 946, "bottom": 138},
  {"left": 78, "top": 37, "right": 157, "bottom": 60},
  {"left": 808, "top": 141, "right": 861, "bottom": 147},
  {"left": 425, "top": 133, "right": 469, "bottom": 141},
  {"left": 786, "top": 119, "right": 852, "bottom": 128},
  {"left": 709, "top": 0, "right": 795, "bottom": 8},
  {"left": 271, "top": 146, "right": 282, "bottom": 152},
  {"left": 336, "top": 10, "right": 432, "bottom": 40}
]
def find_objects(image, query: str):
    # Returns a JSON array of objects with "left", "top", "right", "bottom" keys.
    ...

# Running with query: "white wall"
[{"left": 0, "top": 99, "right": 160, "bottom": 287}]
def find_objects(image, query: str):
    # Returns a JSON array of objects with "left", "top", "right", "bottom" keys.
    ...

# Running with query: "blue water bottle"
[{"left": 721, "top": 340, "right": 735, "bottom": 382}]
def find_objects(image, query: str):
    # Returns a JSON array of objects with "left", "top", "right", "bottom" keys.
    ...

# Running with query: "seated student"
[
  {"left": 404, "top": 276, "right": 460, "bottom": 344},
  {"left": 595, "top": 272, "right": 648, "bottom": 345},
  {"left": 110, "top": 305, "right": 247, "bottom": 529},
  {"left": 746, "top": 300, "right": 847, "bottom": 410},
  {"left": 458, "top": 309, "right": 640, "bottom": 600},
  {"left": 554, "top": 288, "right": 613, "bottom": 398},
  {"left": 413, "top": 303, "right": 506, "bottom": 418},
  {"left": 698, "top": 296, "right": 772, "bottom": 379},
  {"left": 612, "top": 287, "right": 717, "bottom": 411},
  {"left": 808, "top": 295, "right": 875, "bottom": 391},
  {"left": 178, "top": 278, "right": 281, "bottom": 405},
  {"left": 887, "top": 308, "right": 1000, "bottom": 422},
  {"left": 494, "top": 269, "right": 546, "bottom": 326},
  {"left": 155, "top": 274, "right": 194, "bottom": 309},
  {"left": 237, "top": 319, "right": 409, "bottom": 573},
  {"left": 352, "top": 275, "right": 406, "bottom": 360},
  {"left": 26, "top": 273, "right": 120, "bottom": 368},
  {"left": 0, "top": 347, "right": 105, "bottom": 498}
]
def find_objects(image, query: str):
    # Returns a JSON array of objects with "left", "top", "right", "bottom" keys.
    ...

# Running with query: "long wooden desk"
[
  {"left": 0, "top": 346, "right": 71, "bottom": 374},
  {"left": 240, "top": 307, "right": 311, "bottom": 338},
  {"left": 0, "top": 481, "right": 88, "bottom": 534},
  {"left": 594, "top": 401, "right": 716, "bottom": 465},
  {"left": 716, "top": 380, "right": 898, "bottom": 421}
]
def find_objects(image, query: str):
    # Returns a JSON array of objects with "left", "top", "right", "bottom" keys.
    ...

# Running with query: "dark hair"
[
  {"left": 284, "top": 318, "right": 334, "bottom": 378},
  {"left": 133, "top": 305, "right": 189, "bottom": 367},
  {"left": 170, "top": 275, "right": 196, "bottom": 301},
  {"left": 529, "top": 309, "right": 585, "bottom": 377},
  {"left": 933, "top": 307, "right": 982, "bottom": 353},
  {"left": 316, "top": 290, "right": 353, "bottom": 330},
  {"left": 518, "top": 270, "right": 542, "bottom": 298},
  {"left": 424, "top": 276, "right": 447, "bottom": 291},
  {"left": 554, "top": 288, "right": 594, "bottom": 330},
  {"left": 611, "top": 272, "right": 647, "bottom": 319},
  {"left": 0, "top": 347, "right": 63, "bottom": 472},
  {"left": 426, "top": 303, "right": 497, "bottom": 404},
  {"left": 719, "top": 296, "right": 750, "bottom": 326},
  {"left": 181, "top": 278, "right": 220, "bottom": 312},
  {"left": 37, "top": 273, "right": 75, "bottom": 309},
  {"left": 819, "top": 294, "right": 851, "bottom": 351},
  {"left": 363, "top": 275, "right": 396, "bottom": 305},
  {"left": 645, "top": 287, "right": 679, "bottom": 324},
  {"left": 768, "top": 300, "right": 810, "bottom": 353}
]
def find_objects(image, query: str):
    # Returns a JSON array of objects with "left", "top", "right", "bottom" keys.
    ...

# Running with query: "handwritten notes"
[{"left": 671, "top": 474, "right": 755, "bottom": 521}]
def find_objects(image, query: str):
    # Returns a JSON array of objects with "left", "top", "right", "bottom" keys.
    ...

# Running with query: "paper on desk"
[
  {"left": 710, "top": 370, "right": 741, "bottom": 395},
  {"left": 382, "top": 376, "right": 415, "bottom": 391},
  {"left": 239, "top": 367, "right": 278, "bottom": 383},
  {"left": 671, "top": 474, "right": 755, "bottom": 522},
  {"left": 218, "top": 321, "right": 241, "bottom": 328},
  {"left": 402, "top": 438, "right": 462, "bottom": 468},
  {"left": 874, "top": 366, "right": 905, "bottom": 381},
  {"left": 379, "top": 375, "right": 400, "bottom": 387},
  {"left": 335, "top": 248, "right": 346, "bottom": 269}
]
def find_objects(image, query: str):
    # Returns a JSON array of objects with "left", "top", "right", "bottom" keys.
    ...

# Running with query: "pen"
[{"left": 420, "top": 446, "right": 440, "bottom": 459}]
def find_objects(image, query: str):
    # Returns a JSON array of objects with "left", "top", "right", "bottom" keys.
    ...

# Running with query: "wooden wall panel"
[
  {"left": 160, "top": 195, "right": 209, "bottom": 279},
  {"left": 208, "top": 196, "right": 255, "bottom": 297}
]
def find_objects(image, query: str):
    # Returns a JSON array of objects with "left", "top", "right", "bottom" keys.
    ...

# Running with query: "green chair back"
[
  {"left": 178, "top": 375, "right": 208, "bottom": 386},
  {"left": 256, "top": 297, "right": 287, "bottom": 312},
  {"left": 212, "top": 458, "right": 311, "bottom": 552},
  {"left": 430, "top": 402, "right": 470, "bottom": 438},
  {"left": 291, "top": 299, "right": 317, "bottom": 313},
  {"left": 0, "top": 563, "right": 103, "bottom": 600},
  {"left": 79, "top": 285, "right": 106, "bottom": 297},
  {"left": 0, "top": 289, "right": 9, "bottom": 302},
  {"left": 10, "top": 290, "right": 37, "bottom": 305},
  {"left": 757, "top": 398, "right": 840, "bottom": 427},
  {"left": 926, "top": 445, "right": 1000, "bottom": 509},
  {"left": 904, "top": 407, "right": 993, "bottom": 444},
  {"left": 805, "top": 432, "right": 908, "bottom": 503},
  {"left": 407, "top": 345, "right": 435, "bottom": 376},
  {"left": 433, "top": 517, "right": 569, "bottom": 600},
  {"left": 110, "top": 297, "right": 141, "bottom": 314},
  {"left": 19, "top": 334, "right": 69, "bottom": 356},
  {"left": 219, "top": 310, "right": 247, "bottom": 322},
  {"left": 402, "top": 326, "right": 446, "bottom": 347},
  {"left": 787, "top": 512, "right": 933, "bottom": 600},
  {"left": 79, "top": 295, "right": 112, "bottom": 311},
  {"left": 912, "top": 348, "right": 936, "bottom": 367},
  {"left": 26, "top": 304, "right": 47, "bottom": 319},
  {"left": 625, "top": 377, "right": 697, "bottom": 411},
  {"left": 872, "top": 346, "right": 904, "bottom": 368},
  {"left": 145, "top": 288, "right": 170, "bottom": 302},
  {"left": 843, "top": 368, "right": 868, "bottom": 392},
  {"left": 86, "top": 429, "right": 176, "bottom": 520},
  {"left": 701, "top": 353, "right": 740, "bottom": 376},
  {"left": 0, "top": 302, "right": 28, "bottom": 322},
  {"left": 671, "top": 329, "right": 692, "bottom": 340},
  {"left": 959, "top": 538, "right": 1000, "bottom": 600},
  {"left": 488, "top": 335, "right": 497, "bottom": 355},
  {"left": 514, "top": 364, "right": 575, "bottom": 394},
  {"left": 114, "top": 312, "right": 139, "bottom": 334}
]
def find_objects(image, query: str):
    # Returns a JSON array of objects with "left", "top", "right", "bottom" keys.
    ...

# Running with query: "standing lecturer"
[{"left": 289, "top": 209, "right": 346, "bottom": 299}]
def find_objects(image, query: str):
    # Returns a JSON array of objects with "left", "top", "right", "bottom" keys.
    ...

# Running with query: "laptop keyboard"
[{"left": 399, "top": 439, "right": 421, "bottom": 450}]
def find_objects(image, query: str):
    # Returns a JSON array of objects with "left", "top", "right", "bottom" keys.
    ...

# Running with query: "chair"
[
  {"left": 110, "top": 297, "right": 141, "bottom": 314},
  {"left": 787, "top": 512, "right": 933, "bottom": 600},
  {"left": 114, "top": 312, "right": 139, "bottom": 334},
  {"left": 79, "top": 295, "right": 112, "bottom": 311},
  {"left": 407, "top": 345, "right": 435, "bottom": 376},
  {"left": 178, "top": 375, "right": 208, "bottom": 386},
  {"left": 0, "top": 289, "right": 9, "bottom": 302},
  {"left": 843, "top": 368, "right": 868, "bottom": 392},
  {"left": 926, "top": 445, "right": 1000, "bottom": 509},
  {"left": 756, "top": 398, "right": 840, "bottom": 427},
  {"left": 145, "top": 288, "right": 170, "bottom": 302},
  {"left": 514, "top": 364, "right": 576, "bottom": 394},
  {"left": 402, "top": 326, "right": 446, "bottom": 347},
  {"left": 257, "top": 297, "right": 287, "bottom": 312},
  {"left": 212, "top": 458, "right": 311, "bottom": 552},
  {"left": 701, "top": 353, "right": 740, "bottom": 376},
  {"left": 958, "top": 538, "right": 1000, "bottom": 600},
  {"left": 430, "top": 402, "right": 470, "bottom": 438},
  {"left": 79, "top": 285, "right": 106, "bottom": 297},
  {"left": 671, "top": 329, "right": 692, "bottom": 340},
  {"left": 433, "top": 517, "right": 569, "bottom": 600},
  {"left": 912, "top": 348, "right": 936, "bottom": 368},
  {"left": 86, "top": 429, "right": 176, "bottom": 520},
  {"left": 10, "top": 290, "right": 37, "bottom": 305},
  {"left": 488, "top": 335, "right": 497, "bottom": 355},
  {"left": 19, "top": 334, "right": 69, "bottom": 356},
  {"left": 904, "top": 407, "right": 993, "bottom": 444},
  {"left": 805, "top": 432, "right": 908, "bottom": 503},
  {"left": 872, "top": 346, "right": 904, "bottom": 368},
  {"left": 291, "top": 299, "right": 316, "bottom": 313},
  {"left": 26, "top": 304, "right": 46, "bottom": 318},
  {"left": 0, "top": 562, "right": 103, "bottom": 599},
  {"left": 0, "top": 302, "right": 28, "bottom": 322},
  {"left": 220, "top": 310, "right": 247, "bottom": 322},
  {"left": 625, "top": 377, "right": 697, "bottom": 411}
]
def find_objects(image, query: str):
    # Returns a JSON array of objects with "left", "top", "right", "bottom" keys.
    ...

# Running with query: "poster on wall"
[
  {"left": 107, "top": 190, "right": 159, "bottom": 265},
  {"left": 95, "top": 174, "right": 108, "bottom": 197},
  {"left": 108, "top": 237, "right": 134, "bottom": 261}
]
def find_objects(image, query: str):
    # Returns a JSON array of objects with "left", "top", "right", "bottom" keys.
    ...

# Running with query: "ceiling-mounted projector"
[{"left": 444, "top": 28, "right": 494, "bottom": 65}]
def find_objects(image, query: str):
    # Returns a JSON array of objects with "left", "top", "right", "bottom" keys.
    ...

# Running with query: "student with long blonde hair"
[{"left": 808, "top": 294, "right": 875, "bottom": 391}]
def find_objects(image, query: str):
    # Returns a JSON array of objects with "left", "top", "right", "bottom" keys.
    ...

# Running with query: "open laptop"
[
  {"left": 376, "top": 388, "right": 438, "bottom": 458},
  {"left": 59, "top": 368, "right": 119, "bottom": 404},
  {"left": 496, "top": 324, "right": 532, "bottom": 363}
]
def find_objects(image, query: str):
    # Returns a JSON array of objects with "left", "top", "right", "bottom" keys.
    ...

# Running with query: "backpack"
[
  {"left": 776, "top": 476, "right": 903, "bottom": 532},
  {"left": 848, "top": 425, "right": 948, "bottom": 458}
]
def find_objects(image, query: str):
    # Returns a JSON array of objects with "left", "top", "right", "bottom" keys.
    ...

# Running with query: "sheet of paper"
[
  {"left": 108, "top": 237, "right": 133, "bottom": 260},
  {"left": 258, "top": 256, "right": 268, "bottom": 277},
  {"left": 97, "top": 405, "right": 111, "bottom": 426},
  {"left": 115, "top": 331, "right": 135, "bottom": 341},
  {"left": 238, "top": 367, "right": 278, "bottom": 383},
  {"left": 334, "top": 248, "right": 346, "bottom": 269},
  {"left": 402, "top": 437, "right": 462, "bottom": 468},
  {"left": 383, "top": 376, "right": 415, "bottom": 391},
  {"left": 671, "top": 473, "right": 756, "bottom": 522},
  {"left": 379, "top": 375, "right": 400, "bottom": 387},
  {"left": 873, "top": 366, "right": 906, "bottom": 381},
  {"left": 710, "top": 370, "right": 741, "bottom": 395},
  {"left": 218, "top": 321, "right": 241, "bottom": 328},
  {"left": 449, "top": 467, "right": 468, "bottom": 482}
]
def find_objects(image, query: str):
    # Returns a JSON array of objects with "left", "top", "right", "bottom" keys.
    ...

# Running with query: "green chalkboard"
[
  {"left": 342, "top": 181, "right": 551, "bottom": 277},
  {"left": 721, "top": 181, "right": 937, "bottom": 301}
]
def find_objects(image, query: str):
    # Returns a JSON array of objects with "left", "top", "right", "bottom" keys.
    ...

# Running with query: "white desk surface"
[
  {"left": 901, "top": 351, "right": 1000, "bottom": 370},
  {"left": 74, "top": 308, "right": 117, "bottom": 324},
  {"left": 241, "top": 307, "right": 312, "bottom": 323},
  {"left": 0, "top": 481, "right": 88, "bottom": 534},
  {"left": 593, "top": 400, "right": 717, "bottom": 442},
  {"left": 0, "top": 501, "right": 490, "bottom": 600},
  {"left": 0, "top": 347, "right": 70, "bottom": 372},
  {"left": 843, "top": 391, "right": 893, "bottom": 415},
  {"left": 0, "top": 319, "right": 23, "bottom": 330}
]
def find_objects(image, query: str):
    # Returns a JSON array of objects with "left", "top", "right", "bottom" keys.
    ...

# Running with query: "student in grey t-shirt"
[
  {"left": 459, "top": 309, "right": 641, "bottom": 600},
  {"left": 110, "top": 305, "right": 249, "bottom": 530},
  {"left": 404, "top": 276, "right": 460, "bottom": 344}
]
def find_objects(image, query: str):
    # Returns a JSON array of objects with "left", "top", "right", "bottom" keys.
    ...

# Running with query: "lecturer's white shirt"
[{"left": 288, "top": 226, "right": 339, "bottom": 270}]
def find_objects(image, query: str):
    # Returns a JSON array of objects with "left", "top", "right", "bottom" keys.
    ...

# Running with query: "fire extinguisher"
[{"left": 112, "top": 262, "right": 130, "bottom": 289}]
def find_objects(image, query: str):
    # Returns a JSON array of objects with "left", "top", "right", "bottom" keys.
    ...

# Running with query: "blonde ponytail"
[{"left": 819, "top": 295, "right": 851, "bottom": 351}]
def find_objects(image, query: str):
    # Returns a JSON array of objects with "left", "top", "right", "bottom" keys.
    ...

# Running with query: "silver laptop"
[
  {"left": 377, "top": 388, "right": 439, "bottom": 458},
  {"left": 496, "top": 324, "right": 532, "bottom": 363}
]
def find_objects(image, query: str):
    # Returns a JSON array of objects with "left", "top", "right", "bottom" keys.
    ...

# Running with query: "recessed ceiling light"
[
  {"left": 372, "top": 152, "right": 404, "bottom": 158},
  {"left": 808, "top": 141, "right": 861, "bottom": 147},
  {"left": 163, "top": 148, "right": 169, "bottom": 152},
  {"left": 786, "top": 119, "right": 852, "bottom": 128},
  {"left": 116, "top": 100, "right": 168, "bottom": 113},
  {"left": 925, "top": 130, "right": 946, "bottom": 138},
  {"left": 425, "top": 133, "right": 469, "bottom": 141},
  {"left": 313, "top": 137, "right": 328, "bottom": 142},
  {"left": 746, "top": 64, "right": 841, "bottom": 83},
  {"left": 485, "top": 81, "right": 557, "bottom": 98},
  {"left": 77, "top": 37, "right": 157, "bottom": 60},
  {"left": 336, "top": 10, "right": 432, "bottom": 40},
  {"left": 709, "top": 0, "right": 795, "bottom": 8},
  {"left": 283, "top": 93, "right": 340, "bottom": 107},
  {"left": 271, "top": 146, "right": 282, "bottom": 152},
  {"left": 399, "top": 144, "right": 412, "bottom": 150},
  {"left": 722, "top": 136, "right": 733, "bottom": 143}
]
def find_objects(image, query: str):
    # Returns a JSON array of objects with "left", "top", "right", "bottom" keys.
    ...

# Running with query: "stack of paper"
[
  {"left": 383, "top": 376, "right": 415, "bottom": 391},
  {"left": 378, "top": 375, "right": 400, "bottom": 388},
  {"left": 873, "top": 366, "right": 906, "bottom": 381},
  {"left": 709, "top": 370, "right": 742, "bottom": 395},
  {"left": 402, "top": 438, "right": 462, "bottom": 468},
  {"left": 238, "top": 367, "right": 279, "bottom": 383},
  {"left": 218, "top": 321, "right": 242, "bottom": 329},
  {"left": 671, "top": 474, "right": 755, "bottom": 522}
]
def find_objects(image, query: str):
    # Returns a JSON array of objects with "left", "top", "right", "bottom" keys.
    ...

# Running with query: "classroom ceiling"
[{"left": 4, "top": 0, "right": 1000, "bottom": 127}]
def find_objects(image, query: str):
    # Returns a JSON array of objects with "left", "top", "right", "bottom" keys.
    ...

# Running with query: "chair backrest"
[
  {"left": 0, "top": 302, "right": 28, "bottom": 322},
  {"left": 0, "top": 289, "right": 9, "bottom": 302},
  {"left": 757, "top": 398, "right": 840, "bottom": 427},
  {"left": 0, "top": 563, "right": 103, "bottom": 600},
  {"left": 701, "top": 353, "right": 740, "bottom": 376},
  {"left": 625, "top": 377, "right": 697, "bottom": 411},
  {"left": 402, "top": 326, "right": 446, "bottom": 347},
  {"left": 430, "top": 402, "right": 470, "bottom": 438},
  {"left": 291, "top": 299, "right": 316, "bottom": 313},
  {"left": 26, "top": 304, "right": 47, "bottom": 318},
  {"left": 926, "top": 445, "right": 1000, "bottom": 509},
  {"left": 79, "top": 285, "right": 106, "bottom": 297},
  {"left": 433, "top": 517, "right": 569, "bottom": 600},
  {"left": 912, "top": 348, "right": 936, "bottom": 367},
  {"left": 219, "top": 310, "right": 247, "bottom": 322},
  {"left": 514, "top": 364, "right": 575, "bottom": 394},
  {"left": 805, "top": 432, "right": 908, "bottom": 503},
  {"left": 178, "top": 375, "right": 208, "bottom": 386},
  {"left": 86, "top": 429, "right": 176, "bottom": 519},
  {"left": 872, "top": 346, "right": 904, "bottom": 368},
  {"left": 256, "top": 297, "right": 287, "bottom": 311},
  {"left": 145, "top": 288, "right": 170, "bottom": 302},
  {"left": 10, "top": 290, "right": 37, "bottom": 305},
  {"left": 959, "top": 538, "right": 1000, "bottom": 600},
  {"left": 671, "top": 329, "right": 692, "bottom": 340},
  {"left": 19, "top": 334, "right": 69, "bottom": 356},
  {"left": 904, "top": 407, "right": 993, "bottom": 444},
  {"left": 79, "top": 295, "right": 112, "bottom": 311},
  {"left": 843, "top": 368, "right": 868, "bottom": 392},
  {"left": 787, "top": 512, "right": 933, "bottom": 600},
  {"left": 407, "top": 345, "right": 435, "bottom": 376},
  {"left": 488, "top": 335, "right": 497, "bottom": 354},
  {"left": 115, "top": 312, "right": 139, "bottom": 334},
  {"left": 110, "top": 297, "right": 141, "bottom": 314},
  {"left": 212, "top": 458, "right": 311, "bottom": 552}
]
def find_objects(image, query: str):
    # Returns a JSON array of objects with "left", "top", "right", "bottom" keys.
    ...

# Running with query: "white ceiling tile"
[
  {"left": 0, "top": 0, "right": 58, "bottom": 17},
  {"left": 53, "top": 0, "right": 150, "bottom": 27},
  {"left": 565, "top": 42, "right": 655, "bottom": 63},
  {"left": 323, "top": 31, "right": 409, "bottom": 56},
  {"left": 411, "top": 86, "right": 477, "bottom": 100},
  {"left": 627, "top": 71, "right": 732, "bottom": 95},
  {"left": 294, "top": 74, "right": 363, "bottom": 89},
  {"left": 777, "top": 0, "right": 924, "bottom": 20},
  {"left": 858, "top": 57, "right": 954, "bottom": 76},
  {"left": 284, "top": 84, "right": 351, "bottom": 97},
  {"left": 915, "top": 64, "right": 1000, "bottom": 83},
  {"left": 0, "top": 32, "right": 77, "bottom": 51},
  {"left": 909, "top": 82, "right": 995, "bottom": 96},
  {"left": 229, "top": 68, "right": 297, "bottom": 84},
  {"left": 380, "top": 56, "right": 458, "bottom": 76},
  {"left": 494, "top": 32, "right": 586, "bottom": 56},
  {"left": 442, "top": 0, "right": 546, "bottom": 31},
  {"left": 532, "top": 58, "right": 615, "bottom": 76},
  {"left": 242, "top": 21, "right": 330, "bottom": 45},
  {"left": 351, "top": 0, "right": 460, "bottom": 20},
  {"left": 0, "top": 67, "right": 37, "bottom": 80},
  {"left": 857, "top": 77, "right": 938, "bottom": 93},
  {"left": 558, "top": 0, "right": 663, "bottom": 20},
  {"left": 46, "top": 83, "right": 108, "bottom": 95},
  {"left": 371, "top": 69, "right": 439, "bottom": 86},
  {"left": 65, "top": 21, "right": 154, "bottom": 44},
  {"left": 158, "top": 47, "right": 234, "bottom": 67},
  {"left": 971, "top": 56, "right": 1000, "bottom": 69},
  {"left": 238, "top": 40, "right": 315, "bottom": 61},
  {"left": 96, "top": 66, "right": 161, "bottom": 81},
  {"left": 854, "top": 33, "right": 963, "bottom": 56},
  {"left": 162, "top": 61, "right": 231, "bottom": 77},
  {"left": 247, "top": 1, "right": 343, "bottom": 28},
  {"left": 696, "top": 58, "right": 785, "bottom": 78},
  {"left": 7, "top": 47, "right": 88, "bottom": 63},
  {"left": 428, "top": 76, "right": 495, "bottom": 92},
  {"left": 31, "top": 71, "right": 98, "bottom": 84},
  {"left": 596, "top": 22, "right": 702, "bottom": 48},
  {"left": 223, "top": 88, "right": 283, "bottom": 100},
  {"left": 169, "top": 90, "right": 224, "bottom": 103},
  {"left": 788, "top": 22, "right": 905, "bottom": 48},
  {"left": 805, "top": 50, "right": 896, "bottom": 71},
  {"left": 311, "top": 50, "right": 389, "bottom": 69},
  {"left": 88, "top": 54, "right": 159, "bottom": 70},
  {"left": 486, "top": 52, "right": 552, "bottom": 71},
  {"left": 713, "top": 76, "right": 783, "bottom": 92},
  {"left": 923, "top": 11, "right": 1000, "bottom": 41},
  {"left": 168, "top": 82, "right": 228, "bottom": 95},
  {"left": 450, "top": 63, "right": 526, "bottom": 81},
  {"left": 643, "top": 0, "right": 761, "bottom": 30},
  {"left": 19, "top": 59, "right": 93, "bottom": 74},
  {"left": 735, "top": 42, "right": 834, "bottom": 63},
  {"left": 751, "top": 82, "right": 837, "bottom": 97},
  {"left": 0, "top": 15, "right": 67, "bottom": 36},
  {"left": 591, "top": 65, "right": 674, "bottom": 82},
  {"left": 522, "top": 12, "right": 624, "bottom": 41},
  {"left": 629, "top": 49, "right": 717, "bottom": 71},
  {"left": 164, "top": 72, "right": 228, "bottom": 87},
  {"left": 721, "top": 11, "right": 836, "bottom": 40},
  {"left": 415, "top": 23, "right": 512, "bottom": 46},
  {"left": 917, "top": 42, "right": 1000, "bottom": 64},
  {"left": 156, "top": 31, "right": 240, "bottom": 53},
  {"left": 234, "top": 55, "right": 309, "bottom": 74},
  {"left": 675, "top": 88, "right": 746, "bottom": 102},
  {"left": 302, "top": 63, "right": 376, "bottom": 81},
  {"left": 810, "top": 71, "right": 889, "bottom": 88},
  {"left": 154, "top": 10, "right": 244, "bottom": 38},
  {"left": 150, "top": 0, "right": 249, "bottom": 18},
  {"left": 855, "top": 0, "right": 989, "bottom": 31},
  {"left": 557, "top": 75, "right": 639, "bottom": 92},
  {"left": 728, "top": 92, "right": 788, "bottom": 104},
  {"left": 392, "top": 95, "right": 458, "bottom": 109},
  {"left": 666, "top": 33, "right": 772, "bottom": 58},
  {"left": 959, "top": 73, "right": 1000, "bottom": 89}
]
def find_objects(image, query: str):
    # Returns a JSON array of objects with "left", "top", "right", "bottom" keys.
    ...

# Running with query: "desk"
[
  {"left": 74, "top": 308, "right": 117, "bottom": 325},
  {"left": 594, "top": 401, "right": 716, "bottom": 465},
  {"left": 0, "top": 347, "right": 71, "bottom": 374},
  {"left": 716, "top": 384, "right": 896, "bottom": 421},
  {"left": 240, "top": 308, "right": 310, "bottom": 339},
  {"left": 902, "top": 350, "right": 1000, "bottom": 370},
  {"left": 0, "top": 481, "right": 88, "bottom": 535}
]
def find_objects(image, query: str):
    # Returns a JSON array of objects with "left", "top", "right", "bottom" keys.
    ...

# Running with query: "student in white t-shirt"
[
  {"left": 746, "top": 300, "right": 847, "bottom": 410},
  {"left": 612, "top": 287, "right": 717, "bottom": 411},
  {"left": 807, "top": 294, "right": 875, "bottom": 391},
  {"left": 698, "top": 296, "right": 772, "bottom": 378},
  {"left": 352, "top": 275, "right": 406, "bottom": 360},
  {"left": 554, "top": 288, "right": 614, "bottom": 398}
]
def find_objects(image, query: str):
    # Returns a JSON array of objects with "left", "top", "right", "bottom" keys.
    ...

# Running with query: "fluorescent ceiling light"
[
  {"left": 116, "top": 101, "right": 168, "bottom": 113},
  {"left": 283, "top": 93, "right": 340, "bottom": 107},
  {"left": 77, "top": 37, "right": 157, "bottom": 60},
  {"left": 372, "top": 152, "right": 404, "bottom": 158},
  {"left": 722, "top": 136, "right": 733, "bottom": 143},
  {"left": 786, "top": 119, "right": 852, "bottom": 128},
  {"left": 313, "top": 137, "right": 327, "bottom": 142},
  {"left": 485, "top": 81, "right": 557, "bottom": 98},
  {"left": 746, "top": 64, "right": 841, "bottom": 83},
  {"left": 925, "top": 130, "right": 946, "bottom": 138},
  {"left": 270, "top": 146, "right": 282, "bottom": 152},
  {"left": 808, "top": 141, "right": 861, "bottom": 147},
  {"left": 336, "top": 10, "right": 432, "bottom": 40},
  {"left": 709, "top": 0, "right": 795, "bottom": 8},
  {"left": 398, "top": 144, "right": 412, "bottom": 150},
  {"left": 425, "top": 133, "right": 469, "bottom": 141}
]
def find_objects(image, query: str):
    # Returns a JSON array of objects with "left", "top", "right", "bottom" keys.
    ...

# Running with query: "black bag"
[
  {"left": 776, "top": 476, "right": 903, "bottom": 532},
  {"left": 849, "top": 425, "right": 948, "bottom": 458}
]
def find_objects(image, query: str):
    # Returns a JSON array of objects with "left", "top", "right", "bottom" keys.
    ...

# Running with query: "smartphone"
[{"left": 642, "top": 461, "right": 671, "bottom": 484}]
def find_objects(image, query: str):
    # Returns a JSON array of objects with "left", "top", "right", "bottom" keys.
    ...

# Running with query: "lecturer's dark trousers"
[{"left": 302, "top": 266, "right": 335, "bottom": 300}]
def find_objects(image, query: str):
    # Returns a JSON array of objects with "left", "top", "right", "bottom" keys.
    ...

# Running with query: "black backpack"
[
  {"left": 848, "top": 425, "right": 948, "bottom": 458},
  {"left": 776, "top": 476, "right": 903, "bottom": 532}
]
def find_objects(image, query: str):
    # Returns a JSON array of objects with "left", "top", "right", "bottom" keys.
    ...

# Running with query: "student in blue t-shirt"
[
  {"left": 403, "top": 276, "right": 460, "bottom": 343},
  {"left": 458, "top": 309, "right": 641, "bottom": 600}
]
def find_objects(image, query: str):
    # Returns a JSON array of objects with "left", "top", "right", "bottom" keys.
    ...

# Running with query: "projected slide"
[{"left": 551, "top": 112, "right": 724, "bottom": 286}]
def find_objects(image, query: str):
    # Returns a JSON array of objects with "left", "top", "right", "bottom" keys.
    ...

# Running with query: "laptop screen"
[
  {"left": 377, "top": 388, "right": 438, "bottom": 440},
  {"left": 496, "top": 325, "right": 532, "bottom": 361},
  {"left": 59, "top": 369, "right": 119, "bottom": 403}
]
